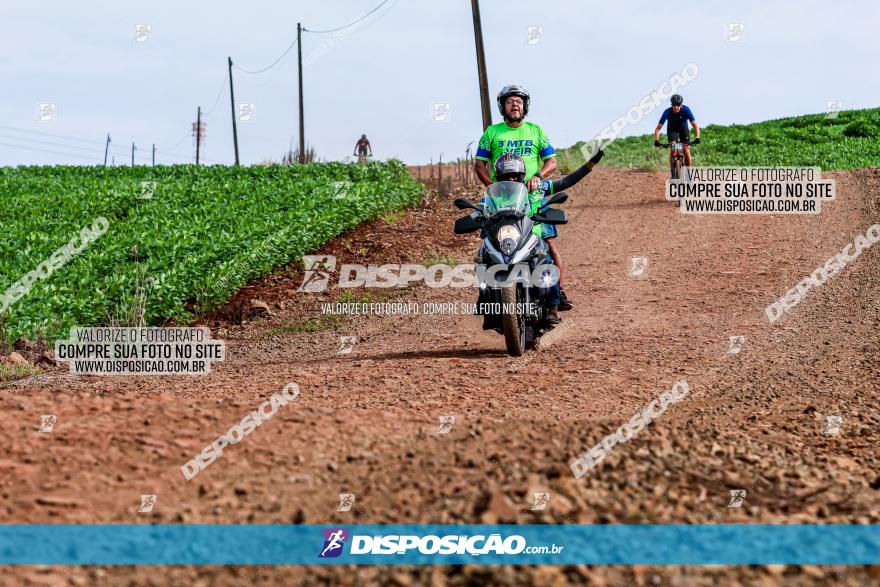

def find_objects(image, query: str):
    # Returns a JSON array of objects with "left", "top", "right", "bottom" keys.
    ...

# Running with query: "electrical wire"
[
  {"left": 0, "top": 124, "right": 106, "bottom": 146},
  {"left": 0, "top": 141, "right": 104, "bottom": 162},
  {"left": 303, "top": 0, "right": 392, "bottom": 33},
  {"left": 232, "top": 38, "right": 298, "bottom": 74},
  {"left": 204, "top": 75, "right": 229, "bottom": 116}
]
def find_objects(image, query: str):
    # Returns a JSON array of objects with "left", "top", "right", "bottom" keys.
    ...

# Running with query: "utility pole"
[
  {"left": 195, "top": 106, "right": 202, "bottom": 165},
  {"left": 470, "top": 0, "right": 492, "bottom": 130},
  {"left": 297, "top": 23, "right": 305, "bottom": 163},
  {"left": 228, "top": 57, "right": 240, "bottom": 165},
  {"left": 131, "top": 142, "right": 136, "bottom": 166},
  {"left": 103, "top": 134, "right": 111, "bottom": 166},
  {"left": 152, "top": 143, "right": 156, "bottom": 166}
]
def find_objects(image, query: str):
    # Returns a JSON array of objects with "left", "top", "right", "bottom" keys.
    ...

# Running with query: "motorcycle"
[{"left": 453, "top": 181, "right": 568, "bottom": 356}]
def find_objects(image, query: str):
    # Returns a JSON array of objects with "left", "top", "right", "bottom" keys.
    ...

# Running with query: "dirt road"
[{"left": 2, "top": 167, "right": 879, "bottom": 586}]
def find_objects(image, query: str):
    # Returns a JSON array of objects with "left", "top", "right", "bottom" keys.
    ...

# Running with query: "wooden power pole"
[
  {"left": 297, "top": 23, "right": 305, "bottom": 163},
  {"left": 228, "top": 57, "right": 240, "bottom": 165},
  {"left": 470, "top": 0, "right": 492, "bottom": 131},
  {"left": 196, "top": 106, "right": 202, "bottom": 165},
  {"left": 103, "top": 134, "right": 111, "bottom": 166}
]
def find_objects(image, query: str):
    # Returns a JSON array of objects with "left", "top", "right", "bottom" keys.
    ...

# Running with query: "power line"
[
  {"left": 303, "top": 0, "right": 393, "bottom": 34},
  {"left": 204, "top": 75, "right": 229, "bottom": 116},
  {"left": 233, "top": 38, "right": 298, "bottom": 74},
  {"left": 0, "top": 124, "right": 106, "bottom": 146},
  {"left": 0, "top": 132, "right": 143, "bottom": 160},
  {"left": 0, "top": 140, "right": 104, "bottom": 162}
]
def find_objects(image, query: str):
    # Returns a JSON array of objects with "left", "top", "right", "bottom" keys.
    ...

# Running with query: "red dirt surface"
[{"left": 2, "top": 167, "right": 879, "bottom": 585}]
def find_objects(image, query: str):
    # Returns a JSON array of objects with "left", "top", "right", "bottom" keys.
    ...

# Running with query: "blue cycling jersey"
[{"left": 658, "top": 105, "right": 695, "bottom": 129}]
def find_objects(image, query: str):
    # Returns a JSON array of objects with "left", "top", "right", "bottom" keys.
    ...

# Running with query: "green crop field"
[
  {"left": 0, "top": 161, "right": 421, "bottom": 343},
  {"left": 557, "top": 107, "right": 880, "bottom": 173}
]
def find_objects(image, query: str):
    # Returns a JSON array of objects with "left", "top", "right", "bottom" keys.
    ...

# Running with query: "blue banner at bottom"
[{"left": 0, "top": 524, "right": 877, "bottom": 565}]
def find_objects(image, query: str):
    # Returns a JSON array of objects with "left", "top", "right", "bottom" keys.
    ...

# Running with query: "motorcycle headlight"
[{"left": 495, "top": 225, "right": 521, "bottom": 255}]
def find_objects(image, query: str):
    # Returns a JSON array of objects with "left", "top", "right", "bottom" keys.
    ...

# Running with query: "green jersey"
[{"left": 475, "top": 121, "right": 556, "bottom": 181}]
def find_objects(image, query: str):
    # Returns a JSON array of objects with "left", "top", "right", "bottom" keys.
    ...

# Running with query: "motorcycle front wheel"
[{"left": 501, "top": 285, "right": 526, "bottom": 356}]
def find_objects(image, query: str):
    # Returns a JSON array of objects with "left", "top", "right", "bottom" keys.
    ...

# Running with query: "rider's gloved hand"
[
  {"left": 654, "top": 140, "right": 661, "bottom": 147},
  {"left": 589, "top": 149, "right": 604, "bottom": 164},
  {"left": 692, "top": 137, "right": 701, "bottom": 145}
]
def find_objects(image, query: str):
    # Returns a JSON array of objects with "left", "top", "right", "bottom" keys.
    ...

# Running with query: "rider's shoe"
[
  {"left": 547, "top": 306, "right": 560, "bottom": 324},
  {"left": 558, "top": 289, "right": 573, "bottom": 311}
]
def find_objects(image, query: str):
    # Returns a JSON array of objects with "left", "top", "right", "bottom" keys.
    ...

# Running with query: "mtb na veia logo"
[{"left": 319, "top": 528, "right": 348, "bottom": 558}]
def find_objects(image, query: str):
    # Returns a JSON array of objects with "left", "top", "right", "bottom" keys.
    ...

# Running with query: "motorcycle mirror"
[
  {"left": 545, "top": 192, "right": 569, "bottom": 206},
  {"left": 454, "top": 198, "right": 478, "bottom": 210}
]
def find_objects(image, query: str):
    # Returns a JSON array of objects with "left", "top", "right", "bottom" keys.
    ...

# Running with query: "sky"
[{"left": 1, "top": 0, "right": 878, "bottom": 166}]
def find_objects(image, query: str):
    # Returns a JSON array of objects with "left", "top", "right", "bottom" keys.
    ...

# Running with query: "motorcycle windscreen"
[{"left": 482, "top": 181, "right": 531, "bottom": 217}]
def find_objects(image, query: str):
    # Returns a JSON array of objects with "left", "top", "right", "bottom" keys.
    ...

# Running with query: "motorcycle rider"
[
  {"left": 474, "top": 85, "right": 577, "bottom": 309},
  {"left": 483, "top": 149, "right": 605, "bottom": 323},
  {"left": 653, "top": 94, "right": 700, "bottom": 166}
]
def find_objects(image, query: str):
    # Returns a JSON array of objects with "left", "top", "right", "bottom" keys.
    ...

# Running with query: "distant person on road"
[
  {"left": 474, "top": 85, "right": 572, "bottom": 308},
  {"left": 354, "top": 134, "right": 372, "bottom": 164},
  {"left": 654, "top": 94, "right": 701, "bottom": 166}
]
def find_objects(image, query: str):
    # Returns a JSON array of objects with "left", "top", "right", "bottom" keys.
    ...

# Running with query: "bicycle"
[{"left": 656, "top": 138, "right": 699, "bottom": 180}]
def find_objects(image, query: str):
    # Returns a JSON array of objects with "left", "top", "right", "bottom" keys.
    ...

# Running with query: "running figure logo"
[
  {"left": 530, "top": 492, "right": 550, "bottom": 511},
  {"left": 319, "top": 528, "right": 348, "bottom": 558},
  {"left": 298, "top": 255, "right": 336, "bottom": 293},
  {"left": 629, "top": 256, "right": 649, "bottom": 277},
  {"left": 823, "top": 415, "right": 843, "bottom": 436},
  {"left": 337, "top": 494, "right": 356, "bottom": 512},
  {"left": 438, "top": 415, "right": 455, "bottom": 434},
  {"left": 727, "top": 335, "right": 747, "bottom": 355},
  {"left": 728, "top": 489, "right": 747, "bottom": 508},
  {"left": 39, "top": 415, "right": 57, "bottom": 433},
  {"left": 338, "top": 336, "right": 357, "bottom": 355},
  {"left": 138, "top": 495, "right": 157, "bottom": 513}
]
